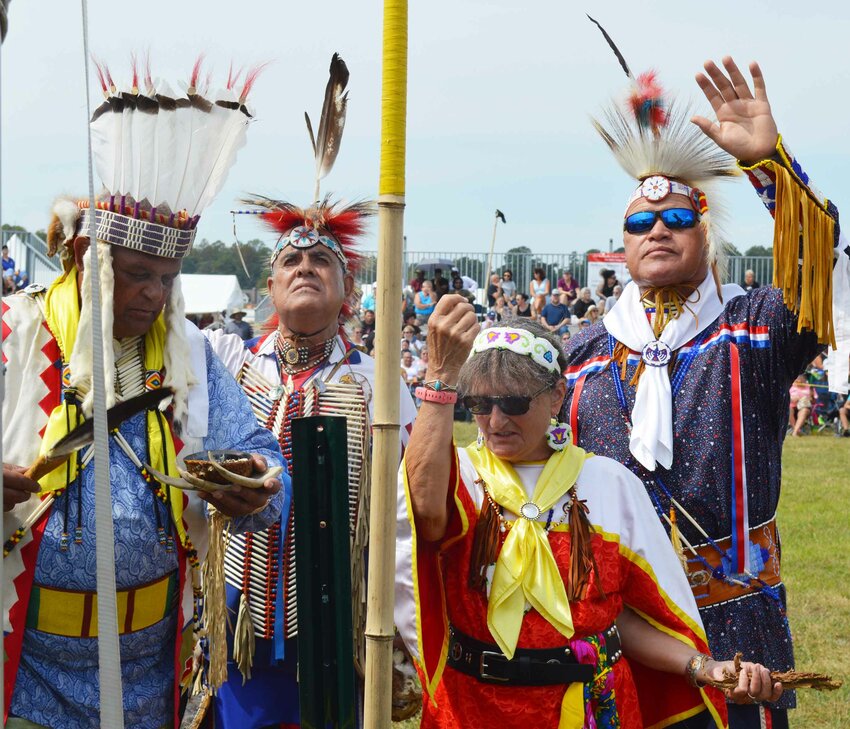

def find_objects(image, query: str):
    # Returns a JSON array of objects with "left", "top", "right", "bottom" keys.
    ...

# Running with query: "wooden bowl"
[{"left": 183, "top": 450, "right": 254, "bottom": 485}]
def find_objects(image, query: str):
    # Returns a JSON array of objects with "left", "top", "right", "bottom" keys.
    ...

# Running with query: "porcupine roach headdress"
[
  {"left": 238, "top": 53, "right": 373, "bottom": 325},
  {"left": 587, "top": 15, "right": 740, "bottom": 281},
  {"left": 45, "top": 56, "right": 259, "bottom": 419}
]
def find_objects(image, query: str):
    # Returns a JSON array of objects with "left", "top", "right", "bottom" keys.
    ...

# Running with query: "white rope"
[{"left": 80, "top": 1, "right": 125, "bottom": 725}]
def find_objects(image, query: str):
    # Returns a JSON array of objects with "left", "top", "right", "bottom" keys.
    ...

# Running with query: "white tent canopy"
[{"left": 180, "top": 274, "right": 246, "bottom": 315}]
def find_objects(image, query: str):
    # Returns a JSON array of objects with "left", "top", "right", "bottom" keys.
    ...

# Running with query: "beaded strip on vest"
[{"left": 228, "top": 360, "right": 371, "bottom": 669}]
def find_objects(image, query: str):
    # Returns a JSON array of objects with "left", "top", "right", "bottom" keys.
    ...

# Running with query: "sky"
[{"left": 2, "top": 0, "right": 849, "bottom": 257}]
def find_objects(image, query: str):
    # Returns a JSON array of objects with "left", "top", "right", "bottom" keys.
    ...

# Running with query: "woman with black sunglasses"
[{"left": 396, "top": 294, "right": 779, "bottom": 728}]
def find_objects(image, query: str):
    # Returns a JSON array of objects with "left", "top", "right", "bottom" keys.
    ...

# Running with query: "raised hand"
[
  {"left": 424, "top": 294, "right": 479, "bottom": 385},
  {"left": 691, "top": 57, "right": 779, "bottom": 165}
]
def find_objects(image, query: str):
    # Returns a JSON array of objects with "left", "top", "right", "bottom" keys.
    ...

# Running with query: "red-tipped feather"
[
  {"left": 105, "top": 65, "right": 116, "bottom": 93},
  {"left": 226, "top": 62, "right": 243, "bottom": 91},
  {"left": 93, "top": 57, "right": 108, "bottom": 95},
  {"left": 189, "top": 55, "right": 205, "bottom": 93},
  {"left": 239, "top": 63, "right": 269, "bottom": 103},
  {"left": 144, "top": 51, "right": 153, "bottom": 94},
  {"left": 130, "top": 53, "right": 139, "bottom": 93}
]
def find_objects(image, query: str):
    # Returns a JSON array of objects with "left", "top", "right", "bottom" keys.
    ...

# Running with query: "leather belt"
[
  {"left": 446, "top": 623, "right": 621, "bottom": 686},
  {"left": 687, "top": 518, "right": 782, "bottom": 608}
]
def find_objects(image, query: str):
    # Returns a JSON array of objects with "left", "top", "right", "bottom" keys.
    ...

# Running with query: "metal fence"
[
  {"left": 1, "top": 229, "right": 62, "bottom": 288},
  {"left": 354, "top": 250, "right": 774, "bottom": 291}
]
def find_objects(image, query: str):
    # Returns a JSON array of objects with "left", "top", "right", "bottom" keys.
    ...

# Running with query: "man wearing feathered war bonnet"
[
  {"left": 205, "top": 54, "right": 418, "bottom": 728},
  {"left": 1, "top": 59, "right": 287, "bottom": 728},
  {"left": 565, "top": 29, "right": 850, "bottom": 729}
]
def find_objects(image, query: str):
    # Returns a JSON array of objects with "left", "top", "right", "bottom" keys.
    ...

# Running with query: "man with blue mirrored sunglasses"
[{"left": 565, "top": 50, "right": 850, "bottom": 729}]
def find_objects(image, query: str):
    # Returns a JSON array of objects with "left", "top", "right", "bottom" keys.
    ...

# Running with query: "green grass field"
[{"left": 399, "top": 425, "right": 850, "bottom": 727}]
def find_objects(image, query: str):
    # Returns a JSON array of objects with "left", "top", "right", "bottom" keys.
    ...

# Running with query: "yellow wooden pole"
[{"left": 364, "top": 1, "right": 408, "bottom": 727}]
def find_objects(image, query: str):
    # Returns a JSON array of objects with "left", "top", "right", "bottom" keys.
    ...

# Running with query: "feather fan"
[{"left": 306, "top": 53, "right": 350, "bottom": 202}]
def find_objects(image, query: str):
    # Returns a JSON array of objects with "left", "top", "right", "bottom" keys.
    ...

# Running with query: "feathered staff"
[{"left": 305, "top": 53, "right": 350, "bottom": 202}]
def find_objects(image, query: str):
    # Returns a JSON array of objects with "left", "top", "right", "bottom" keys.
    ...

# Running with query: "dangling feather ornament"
[{"left": 305, "top": 53, "right": 350, "bottom": 202}]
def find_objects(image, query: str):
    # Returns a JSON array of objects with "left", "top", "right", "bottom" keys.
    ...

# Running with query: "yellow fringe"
[
  {"left": 669, "top": 508, "right": 689, "bottom": 576},
  {"left": 770, "top": 161, "right": 836, "bottom": 347},
  {"left": 202, "top": 508, "right": 231, "bottom": 691}
]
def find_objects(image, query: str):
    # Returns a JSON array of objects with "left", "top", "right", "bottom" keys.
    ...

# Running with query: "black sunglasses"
[
  {"left": 624, "top": 207, "right": 698, "bottom": 235},
  {"left": 462, "top": 383, "right": 552, "bottom": 416}
]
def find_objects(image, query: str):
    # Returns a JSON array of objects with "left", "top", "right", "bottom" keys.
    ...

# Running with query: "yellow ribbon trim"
[
  {"left": 559, "top": 681, "right": 585, "bottom": 728},
  {"left": 465, "top": 444, "right": 588, "bottom": 659},
  {"left": 38, "top": 265, "right": 185, "bottom": 543}
]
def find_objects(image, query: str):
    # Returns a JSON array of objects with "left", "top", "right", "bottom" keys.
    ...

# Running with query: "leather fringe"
[
  {"left": 468, "top": 484, "right": 501, "bottom": 595},
  {"left": 566, "top": 488, "right": 605, "bottom": 602}
]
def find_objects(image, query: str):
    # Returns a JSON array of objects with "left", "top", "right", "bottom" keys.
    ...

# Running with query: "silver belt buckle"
[{"left": 479, "top": 650, "right": 510, "bottom": 682}]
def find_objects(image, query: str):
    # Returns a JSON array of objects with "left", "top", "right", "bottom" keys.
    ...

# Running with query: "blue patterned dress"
[{"left": 9, "top": 343, "right": 286, "bottom": 729}]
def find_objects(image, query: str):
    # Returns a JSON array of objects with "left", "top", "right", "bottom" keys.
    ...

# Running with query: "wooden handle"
[{"left": 25, "top": 453, "right": 69, "bottom": 483}]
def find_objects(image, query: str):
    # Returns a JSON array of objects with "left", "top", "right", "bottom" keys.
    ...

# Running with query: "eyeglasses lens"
[
  {"left": 462, "top": 395, "right": 532, "bottom": 416},
  {"left": 624, "top": 208, "right": 697, "bottom": 234}
]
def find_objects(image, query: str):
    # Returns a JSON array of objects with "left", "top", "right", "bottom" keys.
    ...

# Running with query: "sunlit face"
[
  {"left": 402, "top": 352, "right": 413, "bottom": 366},
  {"left": 77, "top": 241, "right": 181, "bottom": 339},
  {"left": 623, "top": 193, "right": 708, "bottom": 289},
  {"left": 268, "top": 245, "right": 353, "bottom": 334},
  {"left": 472, "top": 377, "right": 566, "bottom": 462}
]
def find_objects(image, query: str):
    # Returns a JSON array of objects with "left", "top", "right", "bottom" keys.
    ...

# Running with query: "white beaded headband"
[{"left": 471, "top": 327, "right": 561, "bottom": 374}]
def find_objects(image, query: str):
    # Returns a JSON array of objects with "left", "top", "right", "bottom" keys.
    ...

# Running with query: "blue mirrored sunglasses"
[{"left": 624, "top": 207, "right": 698, "bottom": 235}]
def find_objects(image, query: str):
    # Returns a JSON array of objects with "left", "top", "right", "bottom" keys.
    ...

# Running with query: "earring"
[
  {"left": 546, "top": 418, "right": 571, "bottom": 451},
  {"left": 476, "top": 428, "right": 485, "bottom": 450}
]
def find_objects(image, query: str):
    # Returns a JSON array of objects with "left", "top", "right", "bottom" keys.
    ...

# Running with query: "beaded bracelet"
[{"left": 685, "top": 653, "right": 711, "bottom": 687}]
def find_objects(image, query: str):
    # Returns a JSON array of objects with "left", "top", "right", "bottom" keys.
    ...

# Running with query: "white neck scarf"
[{"left": 603, "top": 272, "right": 745, "bottom": 471}]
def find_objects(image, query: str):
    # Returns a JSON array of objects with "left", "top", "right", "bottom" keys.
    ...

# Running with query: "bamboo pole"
[{"left": 363, "top": 0, "right": 408, "bottom": 727}]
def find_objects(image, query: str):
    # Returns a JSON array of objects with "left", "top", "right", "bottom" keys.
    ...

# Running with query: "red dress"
[{"left": 401, "top": 448, "right": 727, "bottom": 729}]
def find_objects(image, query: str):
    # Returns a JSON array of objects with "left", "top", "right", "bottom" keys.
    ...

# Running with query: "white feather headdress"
[{"left": 587, "top": 16, "right": 739, "bottom": 277}]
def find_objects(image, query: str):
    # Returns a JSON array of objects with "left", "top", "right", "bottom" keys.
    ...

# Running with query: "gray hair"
[{"left": 457, "top": 317, "right": 567, "bottom": 396}]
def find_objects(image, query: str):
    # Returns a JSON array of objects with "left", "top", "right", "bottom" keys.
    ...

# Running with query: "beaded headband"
[
  {"left": 625, "top": 175, "right": 709, "bottom": 216},
  {"left": 471, "top": 327, "right": 561, "bottom": 374},
  {"left": 269, "top": 225, "right": 348, "bottom": 271}
]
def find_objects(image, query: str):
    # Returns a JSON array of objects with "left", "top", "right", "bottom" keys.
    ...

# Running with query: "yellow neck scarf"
[
  {"left": 465, "top": 443, "right": 588, "bottom": 659},
  {"left": 38, "top": 266, "right": 186, "bottom": 543}
]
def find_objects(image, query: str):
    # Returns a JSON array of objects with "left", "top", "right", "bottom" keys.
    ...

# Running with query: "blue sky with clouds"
[{"left": 2, "top": 0, "right": 849, "bottom": 256}]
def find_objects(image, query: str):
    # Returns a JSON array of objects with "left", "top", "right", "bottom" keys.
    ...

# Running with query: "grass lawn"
[{"left": 398, "top": 425, "right": 849, "bottom": 727}]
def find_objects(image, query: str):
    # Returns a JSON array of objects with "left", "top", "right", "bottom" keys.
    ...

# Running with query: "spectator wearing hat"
[
  {"left": 432, "top": 268, "right": 450, "bottom": 300},
  {"left": 481, "top": 309, "right": 499, "bottom": 330},
  {"left": 585, "top": 304, "right": 601, "bottom": 327},
  {"left": 556, "top": 269, "right": 580, "bottom": 307},
  {"left": 409, "top": 267, "right": 426, "bottom": 293},
  {"left": 539, "top": 288, "right": 571, "bottom": 335},
  {"left": 224, "top": 309, "right": 254, "bottom": 341}
]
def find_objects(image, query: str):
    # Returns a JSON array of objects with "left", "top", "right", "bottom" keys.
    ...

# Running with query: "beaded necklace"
[{"left": 275, "top": 333, "right": 336, "bottom": 375}]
